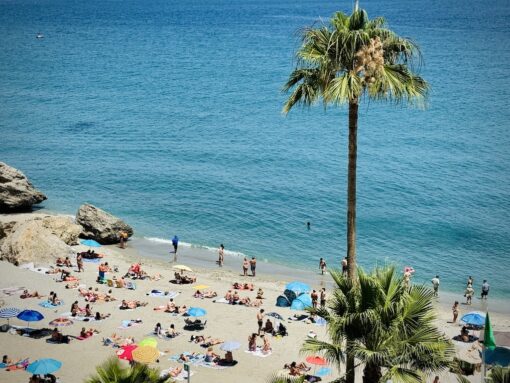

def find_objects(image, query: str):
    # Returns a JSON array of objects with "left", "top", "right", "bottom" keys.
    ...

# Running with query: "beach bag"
[{"left": 276, "top": 295, "right": 290, "bottom": 307}]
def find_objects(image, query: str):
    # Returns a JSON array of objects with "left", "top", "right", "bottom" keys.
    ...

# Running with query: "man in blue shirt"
[{"left": 171, "top": 235, "right": 179, "bottom": 262}]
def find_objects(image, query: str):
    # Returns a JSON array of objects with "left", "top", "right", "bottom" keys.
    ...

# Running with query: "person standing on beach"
[
  {"left": 341, "top": 257, "right": 348, "bottom": 276},
  {"left": 76, "top": 253, "right": 84, "bottom": 273},
  {"left": 250, "top": 257, "right": 257, "bottom": 277},
  {"left": 242, "top": 257, "right": 249, "bottom": 276},
  {"left": 171, "top": 235, "right": 179, "bottom": 262},
  {"left": 467, "top": 276, "right": 473, "bottom": 286},
  {"left": 481, "top": 280, "right": 490, "bottom": 299},
  {"left": 320, "top": 288, "right": 326, "bottom": 307},
  {"left": 431, "top": 275, "right": 440, "bottom": 296},
  {"left": 257, "top": 309, "right": 265, "bottom": 335},
  {"left": 311, "top": 290, "right": 318, "bottom": 309},
  {"left": 218, "top": 244, "right": 224, "bottom": 267},
  {"left": 319, "top": 258, "right": 327, "bottom": 275},
  {"left": 464, "top": 284, "right": 474, "bottom": 305},
  {"left": 452, "top": 301, "right": 459, "bottom": 323}
]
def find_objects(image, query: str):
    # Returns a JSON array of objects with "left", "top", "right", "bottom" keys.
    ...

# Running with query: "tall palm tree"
[
  {"left": 301, "top": 267, "right": 454, "bottom": 383},
  {"left": 283, "top": 9, "right": 428, "bottom": 281},
  {"left": 85, "top": 357, "right": 173, "bottom": 383}
]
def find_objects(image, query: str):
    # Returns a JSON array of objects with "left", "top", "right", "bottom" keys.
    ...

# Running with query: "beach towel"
[
  {"left": 5, "top": 358, "right": 29, "bottom": 371},
  {"left": 212, "top": 298, "right": 229, "bottom": 304},
  {"left": 118, "top": 320, "right": 143, "bottom": 330},
  {"left": 60, "top": 312, "right": 97, "bottom": 322},
  {"left": 0, "top": 287, "right": 26, "bottom": 296},
  {"left": 147, "top": 290, "right": 180, "bottom": 298},
  {"left": 83, "top": 258, "right": 101, "bottom": 263},
  {"left": 126, "top": 282, "right": 137, "bottom": 290},
  {"left": 39, "top": 300, "right": 64, "bottom": 308},
  {"left": 244, "top": 348, "right": 272, "bottom": 358},
  {"left": 19, "top": 263, "right": 50, "bottom": 274}
]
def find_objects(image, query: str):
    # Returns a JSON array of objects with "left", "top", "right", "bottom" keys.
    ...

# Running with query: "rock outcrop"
[
  {"left": 76, "top": 204, "right": 133, "bottom": 244},
  {"left": 0, "top": 162, "right": 47, "bottom": 212},
  {"left": 0, "top": 219, "right": 74, "bottom": 265},
  {"left": 41, "top": 216, "right": 82, "bottom": 245}
]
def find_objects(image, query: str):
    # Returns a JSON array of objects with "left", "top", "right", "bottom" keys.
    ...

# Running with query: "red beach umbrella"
[
  {"left": 117, "top": 344, "right": 138, "bottom": 361},
  {"left": 306, "top": 356, "right": 327, "bottom": 365}
]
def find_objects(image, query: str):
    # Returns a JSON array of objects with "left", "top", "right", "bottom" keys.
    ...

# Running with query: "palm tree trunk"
[
  {"left": 346, "top": 352, "right": 356, "bottom": 383},
  {"left": 347, "top": 100, "right": 358, "bottom": 281}
]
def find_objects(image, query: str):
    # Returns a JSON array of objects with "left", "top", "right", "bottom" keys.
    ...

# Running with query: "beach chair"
[{"left": 184, "top": 320, "right": 207, "bottom": 331}]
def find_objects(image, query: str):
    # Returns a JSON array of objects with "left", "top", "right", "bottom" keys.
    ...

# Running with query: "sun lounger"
[{"left": 184, "top": 320, "right": 207, "bottom": 331}]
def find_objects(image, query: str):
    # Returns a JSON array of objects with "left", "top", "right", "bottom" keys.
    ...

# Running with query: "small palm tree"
[
  {"left": 283, "top": 9, "right": 428, "bottom": 282},
  {"left": 301, "top": 267, "right": 454, "bottom": 383},
  {"left": 85, "top": 357, "right": 173, "bottom": 383}
]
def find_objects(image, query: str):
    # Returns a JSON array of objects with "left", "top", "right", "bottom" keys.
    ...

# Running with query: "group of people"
[
  {"left": 154, "top": 322, "right": 179, "bottom": 338},
  {"left": 432, "top": 275, "right": 490, "bottom": 302},
  {"left": 310, "top": 288, "right": 326, "bottom": 308},
  {"left": 248, "top": 332, "right": 272, "bottom": 354}
]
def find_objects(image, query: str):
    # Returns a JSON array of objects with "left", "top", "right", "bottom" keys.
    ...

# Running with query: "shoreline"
[{"left": 2, "top": 210, "right": 510, "bottom": 315}]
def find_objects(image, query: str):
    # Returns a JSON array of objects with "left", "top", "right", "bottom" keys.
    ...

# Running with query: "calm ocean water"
[{"left": 1, "top": 0, "right": 509, "bottom": 298}]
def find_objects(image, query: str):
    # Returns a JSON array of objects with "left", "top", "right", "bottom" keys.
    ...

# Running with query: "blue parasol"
[
  {"left": 17, "top": 309, "right": 44, "bottom": 328},
  {"left": 80, "top": 239, "right": 102, "bottom": 247},
  {"left": 27, "top": 358, "right": 62, "bottom": 375},
  {"left": 285, "top": 281, "right": 311, "bottom": 295},
  {"left": 461, "top": 312, "right": 486, "bottom": 327},
  {"left": 187, "top": 307, "right": 206, "bottom": 317}
]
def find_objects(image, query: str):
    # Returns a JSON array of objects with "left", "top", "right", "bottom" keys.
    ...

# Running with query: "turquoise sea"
[{"left": 1, "top": 0, "right": 509, "bottom": 298}]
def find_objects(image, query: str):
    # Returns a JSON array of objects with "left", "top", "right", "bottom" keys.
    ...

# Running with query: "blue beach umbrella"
[
  {"left": 0, "top": 307, "right": 21, "bottom": 325},
  {"left": 80, "top": 239, "right": 102, "bottom": 247},
  {"left": 285, "top": 281, "right": 311, "bottom": 295},
  {"left": 187, "top": 307, "right": 206, "bottom": 317},
  {"left": 26, "top": 358, "right": 62, "bottom": 375},
  {"left": 461, "top": 312, "right": 486, "bottom": 327},
  {"left": 220, "top": 341, "right": 241, "bottom": 352},
  {"left": 17, "top": 309, "right": 44, "bottom": 328},
  {"left": 290, "top": 294, "right": 312, "bottom": 311}
]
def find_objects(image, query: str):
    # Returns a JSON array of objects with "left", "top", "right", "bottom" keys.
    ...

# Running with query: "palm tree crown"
[{"left": 283, "top": 9, "right": 428, "bottom": 111}]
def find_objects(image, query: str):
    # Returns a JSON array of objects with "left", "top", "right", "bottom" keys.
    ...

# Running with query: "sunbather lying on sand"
[
  {"left": 189, "top": 335, "right": 223, "bottom": 346},
  {"left": 2, "top": 355, "right": 21, "bottom": 366},
  {"left": 233, "top": 282, "right": 254, "bottom": 290},
  {"left": 65, "top": 281, "right": 80, "bottom": 289},
  {"left": 167, "top": 366, "right": 183, "bottom": 377},
  {"left": 20, "top": 289, "right": 41, "bottom": 299},
  {"left": 284, "top": 361, "right": 310, "bottom": 376},
  {"left": 45, "top": 267, "right": 63, "bottom": 275},
  {"left": 79, "top": 327, "right": 100, "bottom": 338},
  {"left": 120, "top": 299, "right": 148, "bottom": 310},
  {"left": 193, "top": 290, "right": 218, "bottom": 298}
]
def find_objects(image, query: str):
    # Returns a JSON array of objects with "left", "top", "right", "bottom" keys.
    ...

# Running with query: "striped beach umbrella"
[
  {"left": 49, "top": 318, "right": 74, "bottom": 327},
  {"left": 0, "top": 307, "right": 21, "bottom": 325}
]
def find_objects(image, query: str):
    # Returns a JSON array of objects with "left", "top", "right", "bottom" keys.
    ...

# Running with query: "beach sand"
[{"left": 0, "top": 213, "right": 509, "bottom": 383}]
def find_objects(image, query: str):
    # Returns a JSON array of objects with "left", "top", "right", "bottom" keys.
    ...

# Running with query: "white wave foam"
[{"left": 143, "top": 237, "right": 247, "bottom": 258}]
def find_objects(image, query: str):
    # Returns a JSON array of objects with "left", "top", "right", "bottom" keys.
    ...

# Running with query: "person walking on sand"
[
  {"left": 242, "top": 257, "right": 249, "bottom": 276},
  {"left": 171, "top": 235, "right": 179, "bottom": 262},
  {"left": 464, "top": 284, "right": 474, "bottom": 305},
  {"left": 319, "top": 258, "right": 326, "bottom": 275},
  {"left": 481, "top": 280, "right": 490, "bottom": 299},
  {"left": 452, "top": 301, "right": 459, "bottom": 323},
  {"left": 218, "top": 244, "right": 224, "bottom": 267},
  {"left": 250, "top": 257, "right": 257, "bottom": 277},
  {"left": 431, "top": 275, "right": 440, "bottom": 296},
  {"left": 257, "top": 309, "right": 265, "bottom": 335}
]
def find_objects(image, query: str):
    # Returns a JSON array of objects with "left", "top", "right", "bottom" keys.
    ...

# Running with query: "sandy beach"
[{"left": 1, "top": 213, "right": 509, "bottom": 383}]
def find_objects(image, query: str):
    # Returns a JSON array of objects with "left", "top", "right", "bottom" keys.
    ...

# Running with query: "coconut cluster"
[{"left": 354, "top": 36, "right": 384, "bottom": 84}]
